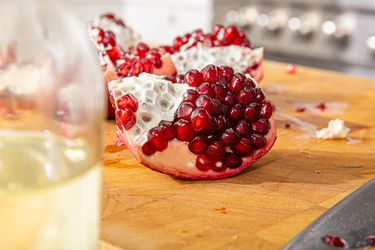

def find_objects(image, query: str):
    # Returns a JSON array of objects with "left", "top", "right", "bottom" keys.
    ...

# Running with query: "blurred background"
[{"left": 68, "top": 0, "right": 375, "bottom": 79}]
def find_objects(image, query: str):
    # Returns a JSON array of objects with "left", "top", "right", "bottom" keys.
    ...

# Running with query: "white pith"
[
  {"left": 108, "top": 73, "right": 190, "bottom": 146},
  {"left": 316, "top": 119, "right": 350, "bottom": 139},
  {"left": 171, "top": 45, "right": 263, "bottom": 73}
]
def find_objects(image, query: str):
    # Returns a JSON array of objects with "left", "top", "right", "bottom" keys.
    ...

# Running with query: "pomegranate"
[
  {"left": 108, "top": 65, "right": 276, "bottom": 179},
  {"left": 168, "top": 25, "right": 264, "bottom": 82}
]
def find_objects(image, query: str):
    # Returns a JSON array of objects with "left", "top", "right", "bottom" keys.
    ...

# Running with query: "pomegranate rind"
[{"left": 116, "top": 117, "right": 277, "bottom": 180}]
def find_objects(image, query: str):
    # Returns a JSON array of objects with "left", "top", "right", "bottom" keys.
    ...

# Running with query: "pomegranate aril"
[
  {"left": 235, "top": 120, "right": 250, "bottom": 137},
  {"left": 244, "top": 103, "right": 259, "bottom": 122},
  {"left": 103, "top": 31, "right": 116, "bottom": 47},
  {"left": 174, "top": 119, "right": 195, "bottom": 142},
  {"left": 224, "top": 25, "right": 239, "bottom": 43},
  {"left": 259, "top": 101, "right": 273, "bottom": 118},
  {"left": 224, "top": 92, "right": 237, "bottom": 107},
  {"left": 205, "top": 117, "right": 218, "bottom": 134},
  {"left": 196, "top": 95, "right": 216, "bottom": 115},
  {"left": 191, "top": 108, "right": 212, "bottom": 132},
  {"left": 316, "top": 102, "right": 326, "bottom": 111},
  {"left": 176, "top": 74, "right": 185, "bottom": 83},
  {"left": 116, "top": 93, "right": 138, "bottom": 112},
  {"left": 206, "top": 141, "right": 225, "bottom": 160},
  {"left": 223, "top": 153, "right": 243, "bottom": 169},
  {"left": 216, "top": 115, "right": 229, "bottom": 131},
  {"left": 95, "top": 29, "right": 105, "bottom": 43},
  {"left": 196, "top": 155, "right": 212, "bottom": 172},
  {"left": 153, "top": 58, "right": 162, "bottom": 68},
  {"left": 229, "top": 104, "right": 243, "bottom": 121},
  {"left": 207, "top": 134, "right": 219, "bottom": 144},
  {"left": 184, "top": 69, "right": 203, "bottom": 87},
  {"left": 322, "top": 235, "right": 347, "bottom": 248},
  {"left": 203, "top": 36, "right": 214, "bottom": 47},
  {"left": 220, "top": 66, "right": 234, "bottom": 82},
  {"left": 140, "top": 59, "right": 153, "bottom": 73},
  {"left": 237, "top": 86, "right": 256, "bottom": 105},
  {"left": 213, "top": 83, "right": 227, "bottom": 101},
  {"left": 233, "top": 138, "right": 254, "bottom": 157},
  {"left": 213, "top": 25, "right": 224, "bottom": 39},
  {"left": 188, "top": 134, "right": 208, "bottom": 154},
  {"left": 159, "top": 45, "right": 174, "bottom": 55},
  {"left": 201, "top": 64, "right": 219, "bottom": 84},
  {"left": 106, "top": 47, "right": 123, "bottom": 62},
  {"left": 220, "top": 128, "right": 238, "bottom": 146},
  {"left": 163, "top": 75, "right": 176, "bottom": 83},
  {"left": 148, "top": 128, "right": 168, "bottom": 151},
  {"left": 245, "top": 78, "right": 256, "bottom": 88},
  {"left": 142, "top": 141, "right": 155, "bottom": 156},
  {"left": 255, "top": 88, "right": 265, "bottom": 102},
  {"left": 116, "top": 109, "right": 136, "bottom": 131},
  {"left": 182, "top": 89, "right": 199, "bottom": 103},
  {"left": 159, "top": 121, "right": 175, "bottom": 141},
  {"left": 229, "top": 73, "right": 246, "bottom": 93},
  {"left": 101, "top": 13, "right": 115, "bottom": 20},
  {"left": 251, "top": 118, "right": 270, "bottom": 135},
  {"left": 210, "top": 161, "right": 227, "bottom": 172},
  {"left": 250, "top": 134, "right": 266, "bottom": 149},
  {"left": 175, "top": 102, "right": 195, "bottom": 120},
  {"left": 197, "top": 82, "right": 215, "bottom": 97},
  {"left": 136, "top": 42, "right": 150, "bottom": 58},
  {"left": 174, "top": 36, "right": 184, "bottom": 49}
]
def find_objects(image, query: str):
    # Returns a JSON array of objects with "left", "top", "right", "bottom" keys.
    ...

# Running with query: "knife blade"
[{"left": 283, "top": 178, "right": 375, "bottom": 250}]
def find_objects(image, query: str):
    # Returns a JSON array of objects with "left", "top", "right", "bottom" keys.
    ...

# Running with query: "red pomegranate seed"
[
  {"left": 213, "top": 83, "right": 227, "bottom": 101},
  {"left": 153, "top": 58, "right": 162, "bottom": 68},
  {"left": 176, "top": 74, "right": 185, "bottom": 83},
  {"left": 216, "top": 115, "right": 229, "bottom": 131},
  {"left": 284, "top": 122, "right": 291, "bottom": 129},
  {"left": 182, "top": 33, "right": 191, "bottom": 43},
  {"left": 237, "top": 86, "right": 256, "bottom": 105},
  {"left": 158, "top": 121, "right": 175, "bottom": 141},
  {"left": 232, "top": 32, "right": 245, "bottom": 45},
  {"left": 101, "top": 13, "right": 115, "bottom": 20},
  {"left": 245, "top": 78, "right": 256, "bottom": 88},
  {"left": 188, "top": 135, "right": 208, "bottom": 154},
  {"left": 196, "top": 95, "right": 216, "bottom": 115},
  {"left": 116, "top": 93, "right": 138, "bottom": 112},
  {"left": 203, "top": 36, "right": 214, "bottom": 47},
  {"left": 201, "top": 64, "right": 219, "bottom": 84},
  {"left": 136, "top": 43, "right": 150, "bottom": 58},
  {"left": 145, "top": 50, "right": 161, "bottom": 61},
  {"left": 163, "top": 75, "right": 176, "bottom": 83},
  {"left": 224, "top": 92, "right": 237, "bottom": 107},
  {"left": 174, "top": 36, "right": 184, "bottom": 49},
  {"left": 255, "top": 88, "right": 265, "bottom": 102},
  {"left": 130, "top": 61, "right": 143, "bottom": 76},
  {"left": 191, "top": 108, "right": 211, "bottom": 132},
  {"left": 296, "top": 107, "right": 306, "bottom": 112},
  {"left": 95, "top": 28, "right": 105, "bottom": 43},
  {"left": 184, "top": 69, "right": 203, "bottom": 87},
  {"left": 116, "top": 109, "right": 136, "bottom": 130},
  {"left": 158, "top": 45, "right": 174, "bottom": 55},
  {"left": 205, "top": 118, "right": 218, "bottom": 134},
  {"left": 207, "top": 134, "right": 219, "bottom": 144},
  {"left": 233, "top": 138, "right": 254, "bottom": 157},
  {"left": 220, "top": 66, "right": 234, "bottom": 82},
  {"left": 210, "top": 161, "right": 227, "bottom": 172},
  {"left": 213, "top": 25, "right": 224, "bottom": 39},
  {"left": 286, "top": 64, "right": 297, "bottom": 74},
  {"left": 251, "top": 119, "right": 270, "bottom": 135},
  {"left": 139, "top": 59, "right": 153, "bottom": 73},
  {"left": 250, "top": 134, "right": 266, "bottom": 149},
  {"left": 229, "top": 104, "right": 243, "bottom": 121},
  {"left": 366, "top": 235, "right": 375, "bottom": 246},
  {"left": 316, "top": 102, "right": 326, "bottom": 111},
  {"left": 196, "top": 155, "right": 212, "bottom": 171},
  {"left": 224, "top": 25, "right": 239, "bottom": 43},
  {"left": 148, "top": 128, "right": 168, "bottom": 151},
  {"left": 142, "top": 141, "right": 155, "bottom": 156},
  {"left": 244, "top": 103, "right": 259, "bottom": 122},
  {"left": 229, "top": 73, "right": 246, "bottom": 93},
  {"left": 322, "top": 235, "right": 347, "bottom": 248},
  {"left": 220, "top": 128, "right": 239, "bottom": 146},
  {"left": 206, "top": 141, "right": 225, "bottom": 160},
  {"left": 175, "top": 102, "right": 195, "bottom": 120},
  {"left": 197, "top": 82, "right": 215, "bottom": 97},
  {"left": 223, "top": 153, "right": 243, "bottom": 169},
  {"left": 174, "top": 119, "right": 195, "bottom": 142},
  {"left": 259, "top": 101, "right": 273, "bottom": 118},
  {"left": 182, "top": 89, "right": 199, "bottom": 103},
  {"left": 106, "top": 47, "right": 123, "bottom": 62},
  {"left": 235, "top": 120, "right": 250, "bottom": 137},
  {"left": 116, "top": 62, "right": 131, "bottom": 77},
  {"left": 103, "top": 31, "right": 116, "bottom": 47}
]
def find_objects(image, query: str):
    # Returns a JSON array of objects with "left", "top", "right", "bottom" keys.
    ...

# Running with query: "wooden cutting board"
[{"left": 100, "top": 61, "right": 375, "bottom": 250}]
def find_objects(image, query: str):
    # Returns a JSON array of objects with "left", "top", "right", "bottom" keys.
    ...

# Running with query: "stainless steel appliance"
[{"left": 225, "top": 0, "right": 375, "bottom": 78}]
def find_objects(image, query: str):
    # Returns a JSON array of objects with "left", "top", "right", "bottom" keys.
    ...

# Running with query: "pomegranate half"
[{"left": 109, "top": 65, "right": 276, "bottom": 179}]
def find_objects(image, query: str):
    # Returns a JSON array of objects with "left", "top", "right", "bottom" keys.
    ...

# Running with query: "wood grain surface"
[{"left": 100, "top": 61, "right": 375, "bottom": 250}]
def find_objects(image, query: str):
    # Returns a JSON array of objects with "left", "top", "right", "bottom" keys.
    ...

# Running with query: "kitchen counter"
[{"left": 100, "top": 61, "right": 375, "bottom": 250}]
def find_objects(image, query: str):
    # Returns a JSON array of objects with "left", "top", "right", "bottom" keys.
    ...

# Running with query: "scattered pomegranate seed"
[
  {"left": 284, "top": 122, "right": 291, "bottom": 129},
  {"left": 296, "top": 107, "right": 306, "bottom": 113},
  {"left": 189, "top": 135, "right": 209, "bottom": 155},
  {"left": 322, "top": 235, "right": 347, "bottom": 248},
  {"left": 316, "top": 102, "right": 327, "bottom": 111},
  {"left": 286, "top": 64, "right": 297, "bottom": 74}
]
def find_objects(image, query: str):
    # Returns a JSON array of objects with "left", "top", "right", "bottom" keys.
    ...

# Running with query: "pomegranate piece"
[
  {"left": 322, "top": 235, "right": 347, "bottom": 248},
  {"left": 109, "top": 65, "right": 276, "bottom": 179},
  {"left": 286, "top": 64, "right": 297, "bottom": 74}
]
